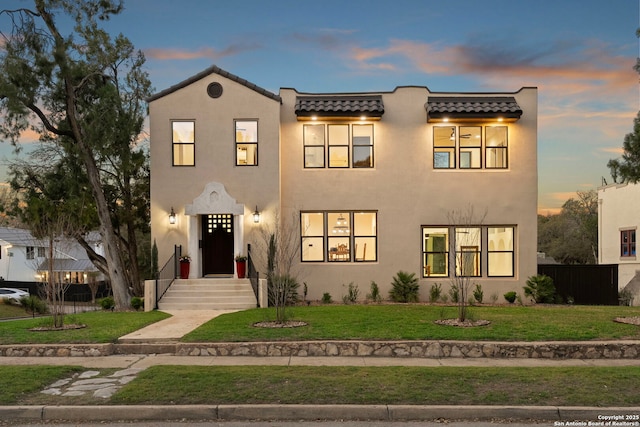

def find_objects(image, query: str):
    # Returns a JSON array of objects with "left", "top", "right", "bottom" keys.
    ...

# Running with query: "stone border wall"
[{"left": 2, "top": 340, "right": 639, "bottom": 359}]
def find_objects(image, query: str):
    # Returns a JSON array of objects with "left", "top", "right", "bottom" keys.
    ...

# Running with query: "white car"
[{"left": 0, "top": 287, "right": 30, "bottom": 304}]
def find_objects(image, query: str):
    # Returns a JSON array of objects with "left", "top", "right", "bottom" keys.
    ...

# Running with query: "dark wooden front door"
[{"left": 201, "top": 214, "right": 234, "bottom": 276}]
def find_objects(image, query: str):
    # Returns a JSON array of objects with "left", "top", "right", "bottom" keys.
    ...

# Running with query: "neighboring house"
[
  {"left": 148, "top": 65, "right": 538, "bottom": 300},
  {"left": 598, "top": 183, "right": 640, "bottom": 305},
  {"left": 0, "top": 227, "right": 103, "bottom": 284}
]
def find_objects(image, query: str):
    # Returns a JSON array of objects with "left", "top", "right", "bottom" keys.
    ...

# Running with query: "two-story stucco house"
[
  {"left": 598, "top": 183, "right": 640, "bottom": 305},
  {"left": 148, "top": 65, "right": 537, "bottom": 304}
]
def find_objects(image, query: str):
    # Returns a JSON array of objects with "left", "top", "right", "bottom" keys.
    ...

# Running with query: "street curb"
[{"left": 1, "top": 405, "right": 638, "bottom": 422}]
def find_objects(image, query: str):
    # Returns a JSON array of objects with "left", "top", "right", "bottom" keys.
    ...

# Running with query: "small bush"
[
  {"left": 448, "top": 286, "right": 459, "bottom": 303},
  {"left": 131, "top": 296, "right": 144, "bottom": 311},
  {"left": 342, "top": 282, "right": 359, "bottom": 304},
  {"left": 504, "top": 291, "right": 517, "bottom": 303},
  {"left": 389, "top": 271, "right": 419, "bottom": 303},
  {"left": 472, "top": 284, "right": 484, "bottom": 303},
  {"left": 524, "top": 274, "right": 556, "bottom": 303},
  {"left": 366, "top": 281, "right": 382, "bottom": 303},
  {"left": 321, "top": 292, "right": 332, "bottom": 304},
  {"left": 99, "top": 296, "right": 115, "bottom": 310},
  {"left": 429, "top": 283, "right": 442, "bottom": 302},
  {"left": 490, "top": 292, "right": 499, "bottom": 304},
  {"left": 20, "top": 296, "right": 48, "bottom": 314}
]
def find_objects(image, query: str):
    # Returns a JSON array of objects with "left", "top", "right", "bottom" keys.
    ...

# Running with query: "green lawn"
[
  {"left": 4, "top": 364, "right": 640, "bottom": 407},
  {"left": 0, "top": 310, "right": 171, "bottom": 344},
  {"left": 182, "top": 304, "right": 640, "bottom": 342},
  {"left": 110, "top": 365, "right": 640, "bottom": 407}
]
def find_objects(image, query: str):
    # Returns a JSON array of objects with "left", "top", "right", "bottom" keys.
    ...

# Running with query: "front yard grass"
[
  {"left": 0, "top": 310, "right": 171, "bottom": 344},
  {"left": 4, "top": 365, "right": 640, "bottom": 407},
  {"left": 110, "top": 365, "right": 640, "bottom": 407},
  {"left": 182, "top": 305, "right": 640, "bottom": 342}
]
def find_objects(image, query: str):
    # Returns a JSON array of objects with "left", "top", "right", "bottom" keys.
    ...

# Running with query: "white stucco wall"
[{"left": 598, "top": 183, "right": 640, "bottom": 290}]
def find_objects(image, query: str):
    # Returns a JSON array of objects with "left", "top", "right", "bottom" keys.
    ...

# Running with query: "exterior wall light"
[
  {"left": 169, "top": 207, "right": 176, "bottom": 225},
  {"left": 253, "top": 206, "right": 260, "bottom": 223}
]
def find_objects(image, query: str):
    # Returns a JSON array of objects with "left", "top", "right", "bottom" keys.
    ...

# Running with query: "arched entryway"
[{"left": 184, "top": 182, "right": 244, "bottom": 278}]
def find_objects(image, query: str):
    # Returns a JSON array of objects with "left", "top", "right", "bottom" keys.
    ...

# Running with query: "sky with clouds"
[{"left": 1, "top": 0, "right": 639, "bottom": 214}]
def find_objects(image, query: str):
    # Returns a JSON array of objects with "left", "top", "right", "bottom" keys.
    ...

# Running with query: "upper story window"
[
  {"left": 26, "top": 246, "right": 34, "bottom": 260},
  {"left": 301, "top": 211, "right": 377, "bottom": 262},
  {"left": 37, "top": 247, "right": 46, "bottom": 258},
  {"left": 621, "top": 229, "right": 636, "bottom": 257},
  {"left": 172, "top": 121, "right": 195, "bottom": 166},
  {"left": 433, "top": 125, "right": 508, "bottom": 170},
  {"left": 303, "top": 123, "right": 374, "bottom": 169},
  {"left": 235, "top": 120, "right": 258, "bottom": 166}
]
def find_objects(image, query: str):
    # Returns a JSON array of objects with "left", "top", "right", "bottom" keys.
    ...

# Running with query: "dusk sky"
[{"left": 1, "top": 0, "right": 639, "bottom": 214}]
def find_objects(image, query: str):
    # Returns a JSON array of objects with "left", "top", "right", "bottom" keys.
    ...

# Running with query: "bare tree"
[
  {"left": 448, "top": 205, "right": 487, "bottom": 322},
  {"left": 256, "top": 210, "right": 301, "bottom": 323}
]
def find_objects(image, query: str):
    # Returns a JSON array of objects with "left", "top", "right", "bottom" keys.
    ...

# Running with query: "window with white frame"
[
  {"left": 433, "top": 125, "right": 508, "bottom": 169},
  {"left": 235, "top": 120, "right": 258, "bottom": 166},
  {"left": 172, "top": 120, "right": 195, "bottom": 166},
  {"left": 621, "top": 229, "right": 636, "bottom": 257},
  {"left": 303, "top": 123, "right": 374, "bottom": 169},
  {"left": 301, "top": 211, "right": 377, "bottom": 262},
  {"left": 422, "top": 225, "right": 515, "bottom": 278}
]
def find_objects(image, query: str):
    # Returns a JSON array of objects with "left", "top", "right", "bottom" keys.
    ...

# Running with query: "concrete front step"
[{"left": 158, "top": 278, "right": 257, "bottom": 310}]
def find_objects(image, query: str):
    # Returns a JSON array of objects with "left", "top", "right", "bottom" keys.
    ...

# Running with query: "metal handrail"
[
  {"left": 154, "top": 245, "right": 181, "bottom": 309},
  {"left": 247, "top": 243, "right": 259, "bottom": 307}
]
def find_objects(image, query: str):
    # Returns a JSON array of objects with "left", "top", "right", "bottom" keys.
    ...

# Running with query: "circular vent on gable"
[{"left": 207, "top": 82, "right": 223, "bottom": 98}]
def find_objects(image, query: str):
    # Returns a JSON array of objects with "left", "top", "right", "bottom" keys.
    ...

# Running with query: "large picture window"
[
  {"left": 433, "top": 125, "right": 508, "bottom": 170},
  {"left": 301, "top": 211, "right": 377, "bottom": 262},
  {"left": 422, "top": 225, "right": 516, "bottom": 278},
  {"left": 172, "top": 121, "right": 195, "bottom": 166},
  {"left": 303, "top": 123, "right": 374, "bottom": 169},
  {"left": 235, "top": 120, "right": 258, "bottom": 166},
  {"left": 621, "top": 229, "right": 636, "bottom": 257}
]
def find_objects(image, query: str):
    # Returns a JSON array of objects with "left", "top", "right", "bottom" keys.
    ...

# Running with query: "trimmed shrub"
[
  {"left": 389, "top": 271, "right": 419, "bottom": 303},
  {"left": 504, "top": 291, "right": 517, "bottom": 303},
  {"left": 131, "top": 296, "right": 144, "bottom": 311},
  {"left": 321, "top": 292, "right": 332, "bottom": 304},
  {"left": 99, "top": 296, "right": 115, "bottom": 310}
]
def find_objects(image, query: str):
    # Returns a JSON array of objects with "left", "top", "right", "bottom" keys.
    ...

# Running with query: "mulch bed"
[{"left": 614, "top": 316, "right": 640, "bottom": 326}]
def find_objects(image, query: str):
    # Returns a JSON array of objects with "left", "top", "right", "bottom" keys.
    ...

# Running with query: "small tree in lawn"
[
  {"left": 448, "top": 205, "right": 487, "bottom": 322},
  {"left": 258, "top": 210, "right": 301, "bottom": 324}
]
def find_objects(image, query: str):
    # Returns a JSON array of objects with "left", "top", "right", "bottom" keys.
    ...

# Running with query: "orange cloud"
[{"left": 145, "top": 43, "right": 260, "bottom": 61}]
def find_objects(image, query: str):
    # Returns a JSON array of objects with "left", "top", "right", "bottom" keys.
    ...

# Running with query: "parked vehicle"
[{"left": 0, "top": 287, "right": 30, "bottom": 304}]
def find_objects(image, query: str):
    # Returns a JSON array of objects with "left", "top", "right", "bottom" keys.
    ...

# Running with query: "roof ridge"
[{"left": 147, "top": 65, "right": 282, "bottom": 103}]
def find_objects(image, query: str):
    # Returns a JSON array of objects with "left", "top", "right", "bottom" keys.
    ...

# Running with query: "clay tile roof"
[
  {"left": 426, "top": 96, "right": 522, "bottom": 121},
  {"left": 295, "top": 95, "right": 384, "bottom": 118}
]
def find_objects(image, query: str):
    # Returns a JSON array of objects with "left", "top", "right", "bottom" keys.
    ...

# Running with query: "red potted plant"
[
  {"left": 235, "top": 254, "right": 247, "bottom": 279},
  {"left": 179, "top": 255, "right": 191, "bottom": 279}
]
